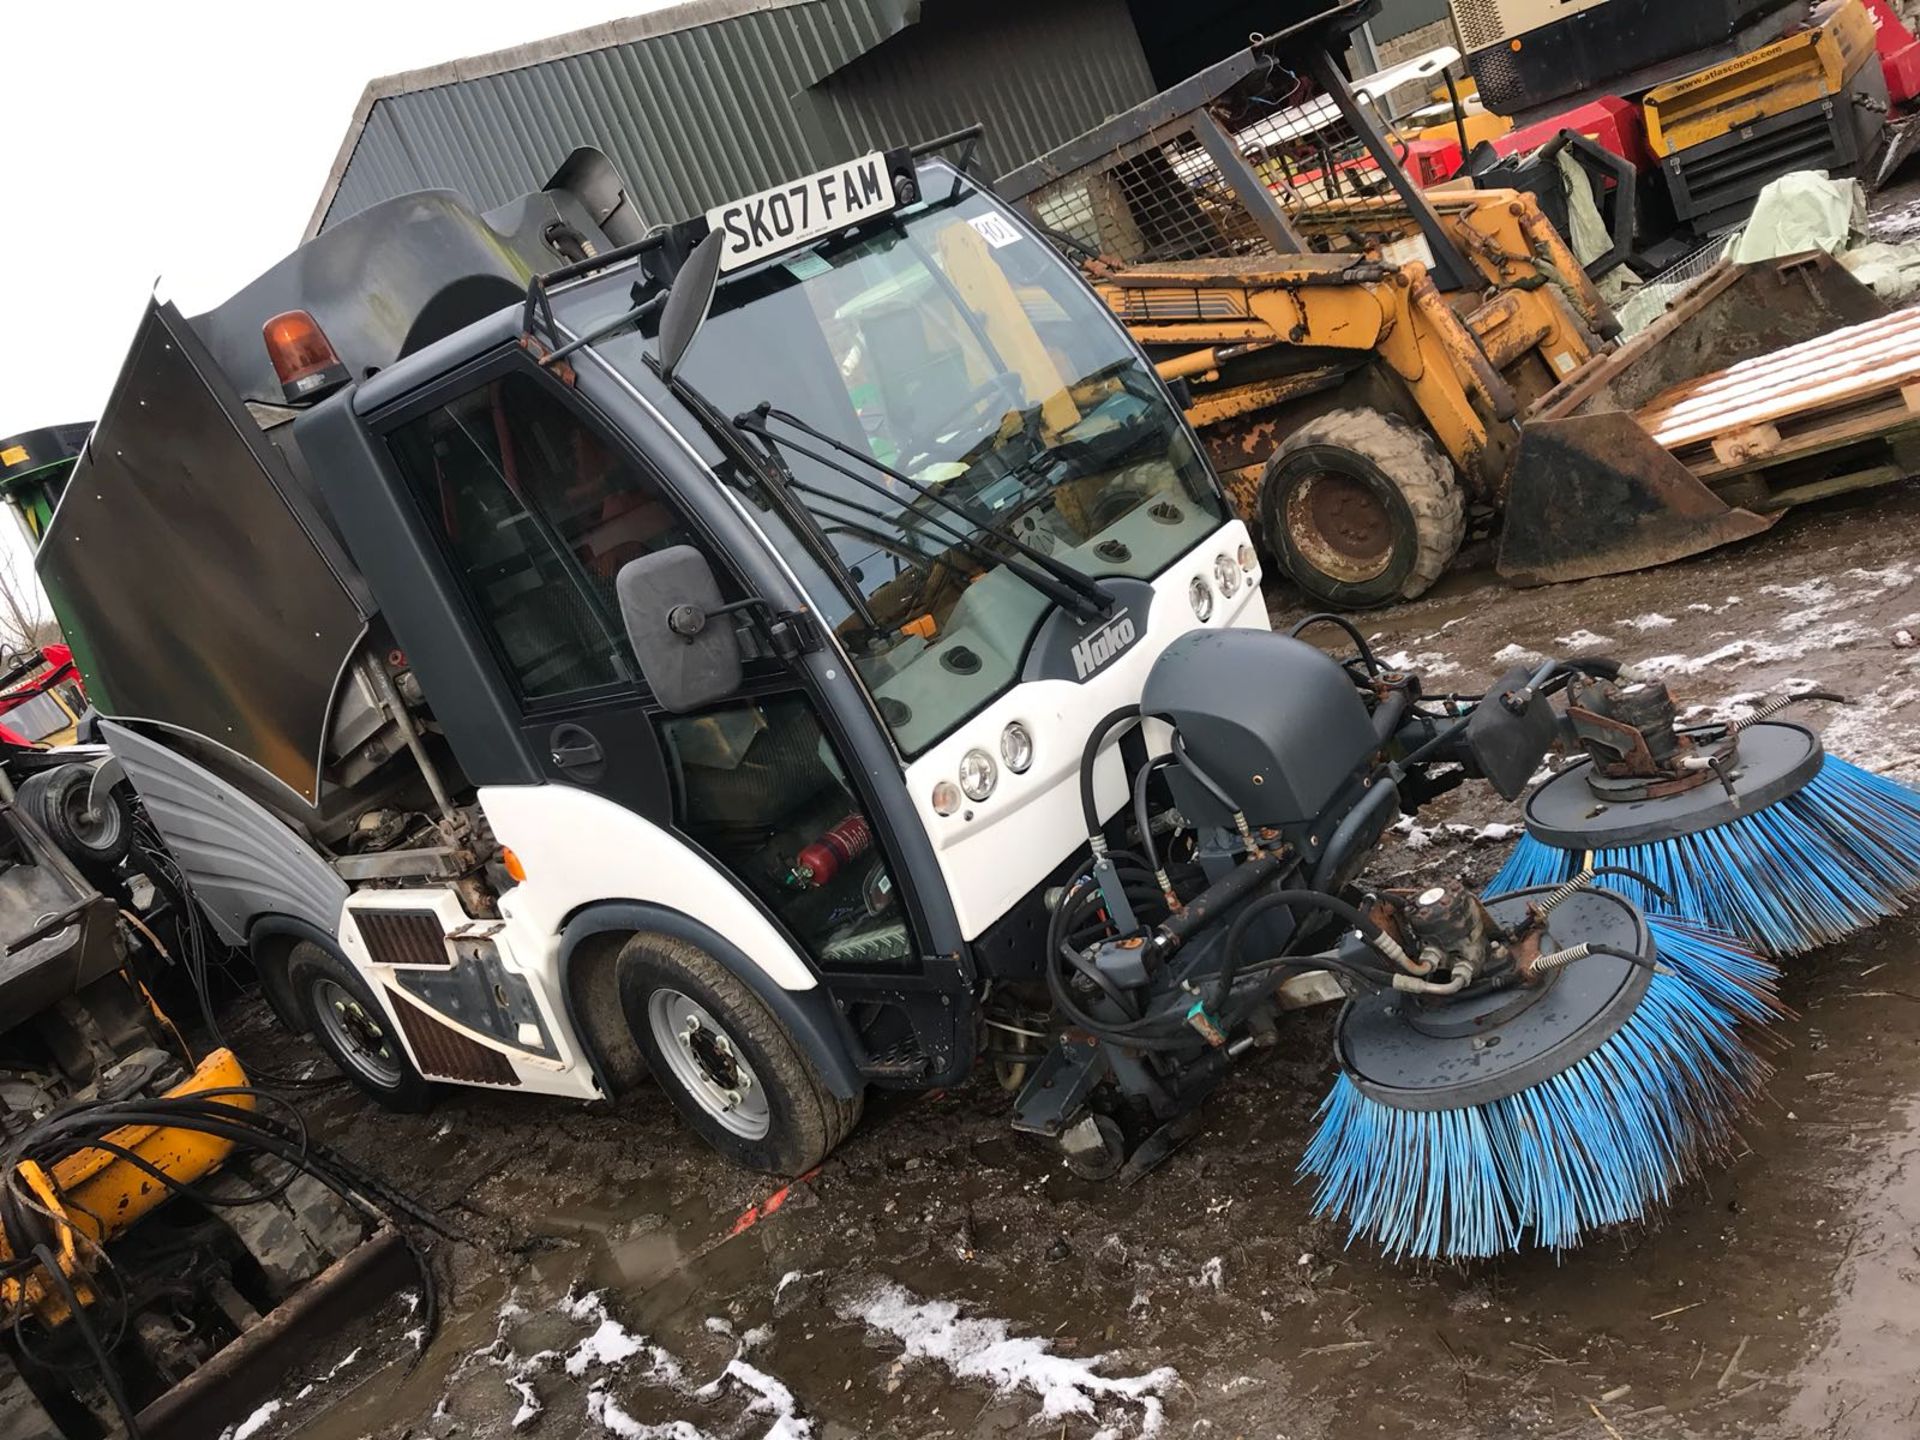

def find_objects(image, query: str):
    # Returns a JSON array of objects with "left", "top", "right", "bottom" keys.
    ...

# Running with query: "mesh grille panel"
[
  {"left": 353, "top": 909, "right": 449, "bottom": 968},
  {"left": 1014, "top": 75, "right": 1411, "bottom": 266},
  {"left": 1450, "top": 0, "right": 1512, "bottom": 52},
  {"left": 389, "top": 989, "right": 520, "bottom": 1085}
]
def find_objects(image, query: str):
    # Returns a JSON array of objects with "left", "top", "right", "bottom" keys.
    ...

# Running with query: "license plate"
[{"left": 705, "top": 153, "right": 897, "bottom": 273}]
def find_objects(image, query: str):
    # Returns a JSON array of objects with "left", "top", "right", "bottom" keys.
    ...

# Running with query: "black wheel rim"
[{"left": 313, "top": 978, "right": 405, "bottom": 1088}]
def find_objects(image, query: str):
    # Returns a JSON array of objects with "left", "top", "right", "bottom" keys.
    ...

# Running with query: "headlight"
[
  {"left": 1237, "top": 541, "right": 1258, "bottom": 576},
  {"left": 958, "top": 748, "right": 999, "bottom": 802},
  {"left": 1001, "top": 721, "right": 1034, "bottom": 774},
  {"left": 931, "top": 780, "right": 962, "bottom": 816},
  {"left": 1189, "top": 575, "right": 1215, "bottom": 622},
  {"left": 1213, "top": 553, "right": 1243, "bottom": 598}
]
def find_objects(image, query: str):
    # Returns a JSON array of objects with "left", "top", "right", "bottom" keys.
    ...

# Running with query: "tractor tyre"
[
  {"left": 619, "top": 933, "right": 862, "bottom": 1176},
  {"left": 16, "top": 763, "right": 133, "bottom": 874},
  {"left": 1260, "top": 408, "right": 1466, "bottom": 610}
]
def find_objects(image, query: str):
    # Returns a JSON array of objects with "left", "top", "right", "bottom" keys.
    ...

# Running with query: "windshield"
[{"left": 585, "top": 171, "right": 1223, "bottom": 756}]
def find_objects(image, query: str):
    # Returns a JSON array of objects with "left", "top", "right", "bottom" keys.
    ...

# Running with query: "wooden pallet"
[{"left": 1639, "top": 304, "right": 1920, "bottom": 462}]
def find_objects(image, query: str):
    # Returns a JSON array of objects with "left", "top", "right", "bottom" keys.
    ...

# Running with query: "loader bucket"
[
  {"left": 1499, "top": 251, "right": 1886, "bottom": 585},
  {"left": 1546, "top": 252, "right": 1889, "bottom": 419},
  {"left": 1497, "top": 411, "right": 1777, "bottom": 587}
]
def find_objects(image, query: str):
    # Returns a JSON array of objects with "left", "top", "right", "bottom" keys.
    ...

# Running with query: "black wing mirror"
[
  {"left": 657, "top": 229, "right": 725, "bottom": 382},
  {"left": 615, "top": 546, "right": 744, "bottom": 713}
]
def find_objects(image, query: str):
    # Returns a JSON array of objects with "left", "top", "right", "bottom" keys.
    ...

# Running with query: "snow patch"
[
  {"left": 1619, "top": 613, "right": 1676, "bottom": 631},
  {"left": 1193, "top": 1256, "right": 1224, "bottom": 1291},
  {"left": 839, "top": 1279, "right": 1175, "bottom": 1436},
  {"left": 510, "top": 1375, "right": 544, "bottom": 1429},
  {"left": 1493, "top": 643, "right": 1545, "bottom": 667},
  {"left": 1819, "top": 681, "right": 1920, "bottom": 781},
  {"left": 1377, "top": 649, "right": 1462, "bottom": 677},
  {"left": 774, "top": 1270, "right": 819, "bottom": 1302},
  {"left": 1554, "top": 628, "right": 1614, "bottom": 649},
  {"left": 1393, "top": 816, "right": 1521, "bottom": 851},
  {"left": 587, "top": 1384, "right": 713, "bottom": 1440},
  {"left": 701, "top": 1359, "right": 813, "bottom": 1438},
  {"left": 224, "top": 1401, "right": 282, "bottom": 1440}
]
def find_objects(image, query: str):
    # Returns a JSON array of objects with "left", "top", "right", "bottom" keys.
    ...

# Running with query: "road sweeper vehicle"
[
  {"left": 999, "top": 2, "right": 1898, "bottom": 607},
  {"left": 44, "top": 129, "right": 1874, "bottom": 1263}
]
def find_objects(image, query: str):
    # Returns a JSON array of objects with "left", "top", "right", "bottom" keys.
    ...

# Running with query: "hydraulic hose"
[
  {"left": 1080, "top": 706, "right": 1142, "bottom": 846},
  {"left": 1158, "top": 850, "right": 1291, "bottom": 948},
  {"left": 1288, "top": 614, "right": 1382, "bottom": 675},
  {"left": 1132, "top": 755, "right": 1179, "bottom": 901},
  {"left": 1217, "top": 888, "right": 1407, "bottom": 1006}
]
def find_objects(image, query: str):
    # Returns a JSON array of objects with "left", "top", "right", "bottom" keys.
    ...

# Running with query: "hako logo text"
[{"left": 1071, "top": 609, "right": 1137, "bottom": 680}]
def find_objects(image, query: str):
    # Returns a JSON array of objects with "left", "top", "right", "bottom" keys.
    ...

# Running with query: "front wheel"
[
  {"left": 288, "top": 941, "right": 435, "bottom": 1112},
  {"left": 1260, "top": 408, "right": 1466, "bottom": 610},
  {"left": 618, "top": 933, "right": 862, "bottom": 1175}
]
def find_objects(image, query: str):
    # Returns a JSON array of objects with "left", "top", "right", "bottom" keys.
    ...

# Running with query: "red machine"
[{"left": 1864, "top": 0, "right": 1920, "bottom": 105}]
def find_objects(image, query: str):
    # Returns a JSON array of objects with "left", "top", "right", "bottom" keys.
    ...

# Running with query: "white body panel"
[
  {"left": 338, "top": 523, "right": 1263, "bottom": 1090},
  {"left": 479, "top": 782, "right": 819, "bottom": 992},
  {"left": 341, "top": 787, "right": 824, "bottom": 1101},
  {"left": 340, "top": 888, "right": 602, "bottom": 1100},
  {"left": 906, "top": 519, "right": 1269, "bottom": 940}
]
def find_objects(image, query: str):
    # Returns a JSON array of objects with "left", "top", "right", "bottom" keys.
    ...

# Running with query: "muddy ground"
[{"left": 207, "top": 469, "right": 1920, "bottom": 1440}]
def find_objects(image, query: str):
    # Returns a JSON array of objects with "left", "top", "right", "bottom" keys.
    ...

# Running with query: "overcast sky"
[{"left": 0, "top": 0, "right": 677, "bottom": 436}]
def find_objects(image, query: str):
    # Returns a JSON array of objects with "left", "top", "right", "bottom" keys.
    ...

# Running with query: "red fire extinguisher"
[{"left": 785, "top": 814, "right": 873, "bottom": 888}]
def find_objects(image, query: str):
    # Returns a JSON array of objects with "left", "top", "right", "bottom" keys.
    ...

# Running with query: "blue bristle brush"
[
  {"left": 1299, "top": 888, "right": 1780, "bottom": 1262},
  {"left": 1489, "top": 686, "right": 1920, "bottom": 958}
]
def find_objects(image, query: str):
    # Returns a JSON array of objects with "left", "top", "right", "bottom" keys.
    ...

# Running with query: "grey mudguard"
[{"left": 98, "top": 719, "right": 348, "bottom": 945}]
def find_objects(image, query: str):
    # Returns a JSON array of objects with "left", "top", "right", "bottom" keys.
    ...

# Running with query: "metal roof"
[{"left": 308, "top": 0, "right": 1156, "bottom": 239}]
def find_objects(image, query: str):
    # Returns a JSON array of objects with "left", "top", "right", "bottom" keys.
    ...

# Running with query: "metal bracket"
[{"left": 86, "top": 756, "right": 127, "bottom": 817}]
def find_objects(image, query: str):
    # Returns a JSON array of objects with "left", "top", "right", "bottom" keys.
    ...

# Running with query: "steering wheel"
[{"left": 916, "top": 371, "right": 1026, "bottom": 447}]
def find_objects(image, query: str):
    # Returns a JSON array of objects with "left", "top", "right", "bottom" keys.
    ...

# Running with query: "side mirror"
[
  {"left": 615, "top": 546, "right": 744, "bottom": 714},
  {"left": 657, "top": 228, "right": 726, "bottom": 382}
]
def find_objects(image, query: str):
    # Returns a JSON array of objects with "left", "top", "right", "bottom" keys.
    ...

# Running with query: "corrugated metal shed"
[{"left": 310, "top": 0, "right": 1156, "bottom": 238}]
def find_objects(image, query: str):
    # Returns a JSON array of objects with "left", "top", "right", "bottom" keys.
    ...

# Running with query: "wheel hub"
[
  {"left": 1286, "top": 471, "right": 1393, "bottom": 583},
  {"left": 314, "top": 979, "right": 403, "bottom": 1087},
  {"left": 679, "top": 1017, "right": 752, "bottom": 1109},
  {"left": 648, "top": 989, "right": 771, "bottom": 1140}
]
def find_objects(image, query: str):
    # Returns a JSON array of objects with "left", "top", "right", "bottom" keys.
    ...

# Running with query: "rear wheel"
[
  {"left": 619, "top": 933, "right": 862, "bottom": 1175},
  {"left": 1260, "top": 408, "right": 1465, "bottom": 609},
  {"left": 288, "top": 941, "right": 435, "bottom": 1112}
]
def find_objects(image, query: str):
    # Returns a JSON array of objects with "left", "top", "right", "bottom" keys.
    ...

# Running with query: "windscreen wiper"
[
  {"left": 642, "top": 358, "right": 888, "bottom": 643},
  {"left": 738, "top": 404, "right": 1117, "bottom": 622}
]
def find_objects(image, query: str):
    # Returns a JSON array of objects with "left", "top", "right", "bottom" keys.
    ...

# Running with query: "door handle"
[{"left": 548, "top": 723, "right": 606, "bottom": 780}]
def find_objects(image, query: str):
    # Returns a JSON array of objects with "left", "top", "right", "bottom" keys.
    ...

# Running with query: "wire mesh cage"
[{"left": 1008, "top": 45, "right": 1460, "bottom": 269}]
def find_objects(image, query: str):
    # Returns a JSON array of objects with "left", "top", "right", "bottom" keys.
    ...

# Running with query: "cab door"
[{"left": 377, "top": 358, "right": 921, "bottom": 979}]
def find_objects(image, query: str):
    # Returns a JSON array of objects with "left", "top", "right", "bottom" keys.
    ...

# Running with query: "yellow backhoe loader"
[{"left": 999, "top": 1, "right": 1888, "bottom": 607}]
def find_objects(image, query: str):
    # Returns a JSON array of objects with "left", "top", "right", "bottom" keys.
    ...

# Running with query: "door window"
[
  {"left": 663, "top": 693, "right": 910, "bottom": 968},
  {"left": 385, "top": 371, "right": 698, "bottom": 702}
]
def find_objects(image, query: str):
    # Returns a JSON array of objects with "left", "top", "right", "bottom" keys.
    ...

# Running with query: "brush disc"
[
  {"left": 1521, "top": 722, "right": 1822, "bottom": 850},
  {"left": 1305, "top": 887, "right": 1766, "bottom": 1259},
  {"left": 1335, "top": 890, "right": 1647, "bottom": 1115}
]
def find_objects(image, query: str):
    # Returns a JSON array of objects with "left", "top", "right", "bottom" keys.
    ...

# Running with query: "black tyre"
[
  {"left": 287, "top": 941, "right": 435, "bottom": 1112},
  {"left": 1260, "top": 408, "right": 1466, "bottom": 610},
  {"left": 15, "top": 763, "right": 132, "bottom": 872},
  {"left": 618, "top": 933, "right": 863, "bottom": 1175}
]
